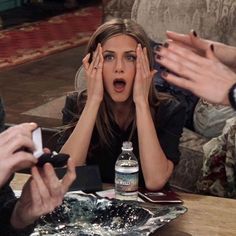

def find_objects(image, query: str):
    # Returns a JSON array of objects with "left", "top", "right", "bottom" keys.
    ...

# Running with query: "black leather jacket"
[{"left": 0, "top": 178, "right": 35, "bottom": 235}]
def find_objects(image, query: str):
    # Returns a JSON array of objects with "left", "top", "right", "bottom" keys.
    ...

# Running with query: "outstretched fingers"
[
  {"left": 155, "top": 43, "right": 208, "bottom": 80},
  {"left": 166, "top": 30, "right": 192, "bottom": 45},
  {"left": 82, "top": 53, "right": 91, "bottom": 70},
  {"left": 140, "top": 47, "right": 150, "bottom": 76},
  {"left": 166, "top": 30, "right": 209, "bottom": 53},
  {"left": 161, "top": 71, "right": 195, "bottom": 91}
]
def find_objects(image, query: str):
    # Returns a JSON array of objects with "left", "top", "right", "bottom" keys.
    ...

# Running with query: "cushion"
[
  {"left": 131, "top": 0, "right": 236, "bottom": 45},
  {"left": 193, "top": 99, "right": 236, "bottom": 138},
  {"left": 170, "top": 128, "right": 209, "bottom": 193}
]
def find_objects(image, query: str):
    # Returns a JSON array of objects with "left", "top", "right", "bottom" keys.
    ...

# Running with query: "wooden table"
[
  {"left": 11, "top": 173, "right": 236, "bottom": 236},
  {"left": 156, "top": 192, "right": 236, "bottom": 236}
]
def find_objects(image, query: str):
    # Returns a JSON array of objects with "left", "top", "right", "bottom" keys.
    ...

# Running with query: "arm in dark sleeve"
[
  {"left": 157, "top": 99, "right": 186, "bottom": 165},
  {"left": 0, "top": 183, "right": 35, "bottom": 236}
]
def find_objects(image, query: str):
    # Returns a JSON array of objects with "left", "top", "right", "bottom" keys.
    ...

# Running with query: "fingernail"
[
  {"left": 210, "top": 44, "right": 214, "bottom": 52},
  {"left": 192, "top": 30, "right": 198, "bottom": 37},
  {"left": 30, "top": 122, "right": 37, "bottom": 127},
  {"left": 155, "top": 54, "right": 162, "bottom": 60},
  {"left": 161, "top": 71, "right": 168, "bottom": 77},
  {"left": 163, "top": 42, "right": 169, "bottom": 48},
  {"left": 154, "top": 44, "right": 161, "bottom": 52}
]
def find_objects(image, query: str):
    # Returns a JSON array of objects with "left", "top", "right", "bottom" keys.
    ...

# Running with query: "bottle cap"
[{"left": 121, "top": 141, "right": 133, "bottom": 151}]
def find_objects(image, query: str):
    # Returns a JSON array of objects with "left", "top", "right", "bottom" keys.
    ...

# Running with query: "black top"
[
  {"left": 87, "top": 99, "right": 186, "bottom": 186},
  {"left": 61, "top": 92, "right": 186, "bottom": 187},
  {"left": 61, "top": 93, "right": 186, "bottom": 186}
]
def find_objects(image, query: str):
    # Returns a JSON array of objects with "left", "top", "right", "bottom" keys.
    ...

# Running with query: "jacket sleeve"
[{"left": 0, "top": 183, "right": 35, "bottom": 236}]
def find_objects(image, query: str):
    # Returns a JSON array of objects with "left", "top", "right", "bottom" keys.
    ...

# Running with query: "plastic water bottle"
[{"left": 115, "top": 141, "right": 139, "bottom": 201}]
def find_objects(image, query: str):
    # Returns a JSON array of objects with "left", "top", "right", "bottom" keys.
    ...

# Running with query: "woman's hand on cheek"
[
  {"left": 83, "top": 43, "right": 104, "bottom": 104},
  {"left": 133, "top": 45, "right": 156, "bottom": 105}
]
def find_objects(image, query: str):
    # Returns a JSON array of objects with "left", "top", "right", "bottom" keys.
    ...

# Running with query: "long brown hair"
[{"left": 79, "top": 18, "right": 169, "bottom": 148}]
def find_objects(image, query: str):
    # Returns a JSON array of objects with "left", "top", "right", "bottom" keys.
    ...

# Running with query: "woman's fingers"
[
  {"left": 140, "top": 47, "right": 149, "bottom": 77},
  {"left": 135, "top": 44, "right": 142, "bottom": 78},
  {"left": 89, "top": 43, "right": 101, "bottom": 73},
  {"left": 166, "top": 30, "right": 193, "bottom": 46},
  {"left": 206, "top": 44, "right": 219, "bottom": 62},
  {"left": 83, "top": 44, "right": 103, "bottom": 82},
  {"left": 166, "top": 30, "right": 210, "bottom": 56},
  {"left": 97, "top": 45, "right": 104, "bottom": 69},
  {"left": 156, "top": 42, "right": 210, "bottom": 78},
  {"left": 161, "top": 71, "right": 194, "bottom": 91},
  {"left": 82, "top": 53, "right": 90, "bottom": 71}
]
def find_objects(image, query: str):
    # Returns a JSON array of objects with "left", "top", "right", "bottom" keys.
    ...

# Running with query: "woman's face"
[{"left": 102, "top": 34, "right": 138, "bottom": 103}]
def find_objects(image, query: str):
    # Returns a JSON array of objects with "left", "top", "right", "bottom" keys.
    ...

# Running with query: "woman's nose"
[{"left": 114, "top": 58, "right": 124, "bottom": 73}]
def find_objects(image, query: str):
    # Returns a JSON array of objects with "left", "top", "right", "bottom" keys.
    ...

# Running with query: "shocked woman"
[{"left": 60, "top": 18, "right": 186, "bottom": 191}]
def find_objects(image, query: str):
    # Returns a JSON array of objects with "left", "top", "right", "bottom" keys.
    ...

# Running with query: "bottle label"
[{"left": 115, "top": 171, "right": 138, "bottom": 193}]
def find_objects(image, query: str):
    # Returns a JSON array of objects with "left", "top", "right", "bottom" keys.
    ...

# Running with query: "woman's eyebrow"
[
  {"left": 125, "top": 50, "right": 136, "bottom": 54},
  {"left": 103, "top": 50, "right": 136, "bottom": 54},
  {"left": 103, "top": 50, "right": 114, "bottom": 53}
]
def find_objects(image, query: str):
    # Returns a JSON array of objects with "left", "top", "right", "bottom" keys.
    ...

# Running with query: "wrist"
[
  {"left": 134, "top": 99, "right": 149, "bottom": 109},
  {"left": 135, "top": 100, "right": 150, "bottom": 118},
  {"left": 10, "top": 203, "right": 35, "bottom": 229},
  {"left": 86, "top": 97, "right": 102, "bottom": 108}
]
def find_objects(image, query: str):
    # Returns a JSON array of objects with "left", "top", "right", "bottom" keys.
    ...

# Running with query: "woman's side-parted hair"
[{"left": 78, "top": 18, "right": 169, "bottom": 148}]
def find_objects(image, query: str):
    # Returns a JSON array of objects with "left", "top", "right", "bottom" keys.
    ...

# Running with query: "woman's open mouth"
[{"left": 113, "top": 79, "right": 126, "bottom": 93}]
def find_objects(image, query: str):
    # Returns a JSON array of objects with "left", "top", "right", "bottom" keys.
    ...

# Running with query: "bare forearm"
[
  {"left": 135, "top": 102, "right": 173, "bottom": 190},
  {"left": 60, "top": 100, "right": 100, "bottom": 166}
]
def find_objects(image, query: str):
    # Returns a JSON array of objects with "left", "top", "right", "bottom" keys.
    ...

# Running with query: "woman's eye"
[
  {"left": 126, "top": 55, "right": 136, "bottom": 61},
  {"left": 104, "top": 54, "right": 114, "bottom": 61}
]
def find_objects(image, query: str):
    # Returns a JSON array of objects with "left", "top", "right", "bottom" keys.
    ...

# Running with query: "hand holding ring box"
[{"left": 32, "top": 127, "right": 69, "bottom": 168}]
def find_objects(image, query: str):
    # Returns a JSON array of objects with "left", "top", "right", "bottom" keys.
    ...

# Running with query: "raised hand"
[
  {"left": 0, "top": 123, "right": 38, "bottom": 188},
  {"left": 133, "top": 44, "right": 156, "bottom": 105},
  {"left": 166, "top": 30, "right": 236, "bottom": 71},
  {"left": 82, "top": 43, "right": 104, "bottom": 104},
  {"left": 10, "top": 158, "right": 76, "bottom": 229},
  {"left": 155, "top": 41, "right": 236, "bottom": 105}
]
